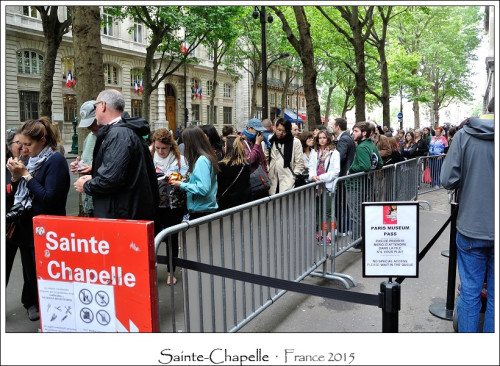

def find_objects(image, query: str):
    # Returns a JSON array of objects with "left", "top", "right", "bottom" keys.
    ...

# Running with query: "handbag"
[
  {"left": 158, "top": 173, "right": 189, "bottom": 209},
  {"left": 276, "top": 144, "right": 307, "bottom": 188},
  {"left": 423, "top": 166, "right": 432, "bottom": 184},
  {"left": 249, "top": 164, "right": 270, "bottom": 199}
]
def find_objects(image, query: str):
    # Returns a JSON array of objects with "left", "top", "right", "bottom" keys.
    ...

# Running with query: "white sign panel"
[
  {"left": 38, "top": 279, "right": 116, "bottom": 332},
  {"left": 362, "top": 202, "right": 419, "bottom": 277}
]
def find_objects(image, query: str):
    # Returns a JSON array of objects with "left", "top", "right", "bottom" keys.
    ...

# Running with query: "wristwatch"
[{"left": 22, "top": 173, "right": 33, "bottom": 182}]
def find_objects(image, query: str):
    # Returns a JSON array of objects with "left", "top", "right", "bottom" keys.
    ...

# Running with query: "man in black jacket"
[
  {"left": 74, "top": 89, "right": 159, "bottom": 220},
  {"left": 332, "top": 117, "right": 356, "bottom": 237}
]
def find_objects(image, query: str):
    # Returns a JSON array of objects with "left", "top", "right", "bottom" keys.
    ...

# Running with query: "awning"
[
  {"left": 284, "top": 109, "right": 303, "bottom": 124},
  {"left": 298, "top": 114, "right": 306, "bottom": 122}
]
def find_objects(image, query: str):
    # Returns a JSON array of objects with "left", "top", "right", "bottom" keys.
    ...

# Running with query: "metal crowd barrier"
[
  {"left": 416, "top": 155, "right": 446, "bottom": 196},
  {"left": 155, "top": 183, "right": 326, "bottom": 332},
  {"left": 154, "top": 155, "right": 440, "bottom": 332}
]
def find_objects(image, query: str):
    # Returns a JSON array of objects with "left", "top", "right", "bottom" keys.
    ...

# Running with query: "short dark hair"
[
  {"left": 222, "top": 125, "right": 234, "bottom": 137},
  {"left": 353, "top": 121, "right": 371, "bottom": 135},
  {"left": 334, "top": 117, "right": 347, "bottom": 131}
]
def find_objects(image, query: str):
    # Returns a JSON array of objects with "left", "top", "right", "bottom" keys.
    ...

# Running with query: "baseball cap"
[
  {"left": 79, "top": 100, "right": 96, "bottom": 128},
  {"left": 246, "top": 118, "right": 266, "bottom": 132}
]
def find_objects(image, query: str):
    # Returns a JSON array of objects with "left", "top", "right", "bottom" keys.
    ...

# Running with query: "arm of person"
[
  {"left": 319, "top": 150, "right": 340, "bottom": 183},
  {"left": 440, "top": 134, "right": 461, "bottom": 190},
  {"left": 308, "top": 149, "right": 317, "bottom": 181},
  {"left": 336, "top": 136, "right": 348, "bottom": 163},
  {"left": 179, "top": 156, "right": 213, "bottom": 196},
  {"left": 292, "top": 139, "right": 305, "bottom": 175},
  {"left": 27, "top": 154, "right": 69, "bottom": 204},
  {"left": 83, "top": 130, "right": 132, "bottom": 196}
]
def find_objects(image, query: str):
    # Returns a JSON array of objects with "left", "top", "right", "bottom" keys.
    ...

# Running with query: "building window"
[
  {"left": 190, "top": 78, "right": 201, "bottom": 100},
  {"left": 63, "top": 94, "right": 78, "bottom": 122},
  {"left": 133, "top": 23, "right": 143, "bottom": 43},
  {"left": 280, "top": 70, "right": 284, "bottom": 82},
  {"left": 270, "top": 93, "right": 275, "bottom": 106},
  {"left": 208, "top": 49, "right": 214, "bottom": 61},
  {"left": 223, "top": 83, "right": 231, "bottom": 98},
  {"left": 301, "top": 97, "right": 305, "bottom": 108},
  {"left": 130, "top": 69, "right": 143, "bottom": 87},
  {"left": 17, "top": 50, "right": 44, "bottom": 75},
  {"left": 102, "top": 7, "right": 114, "bottom": 36},
  {"left": 23, "top": 6, "right": 38, "bottom": 18},
  {"left": 61, "top": 57, "right": 74, "bottom": 79},
  {"left": 270, "top": 68, "right": 275, "bottom": 79},
  {"left": 207, "top": 80, "right": 213, "bottom": 96},
  {"left": 131, "top": 99, "right": 143, "bottom": 118},
  {"left": 286, "top": 95, "right": 290, "bottom": 107},
  {"left": 191, "top": 104, "right": 200, "bottom": 122},
  {"left": 206, "top": 106, "right": 217, "bottom": 124},
  {"left": 223, "top": 107, "right": 232, "bottom": 125},
  {"left": 104, "top": 64, "right": 118, "bottom": 85},
  {"left": 19, "top": 91, "right": 39, "bottom": 122}
]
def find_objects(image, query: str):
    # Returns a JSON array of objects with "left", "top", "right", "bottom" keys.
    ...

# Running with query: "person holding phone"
[{"left": 242, "top": 118, "right": 269, "bottom": 176}]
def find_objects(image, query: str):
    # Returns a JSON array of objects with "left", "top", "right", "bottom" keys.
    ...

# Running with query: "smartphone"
[{"left": 17, "top": 154, "right": 23, "bottom": 161}]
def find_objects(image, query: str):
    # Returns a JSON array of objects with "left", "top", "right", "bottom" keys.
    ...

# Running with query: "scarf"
[
  {"left": 269, "top": 132, "right": 294, "bottom": 168},
  {"left": 242, "top": 129, "right": 257, "bottom": 142},
  {"left": 154, "top": 151, "right": 177, "bottom": 175},
  {"left": 316, "top": 147, "right": 331, "bottom": 175},
  {"left": 14, "top": 145, "right": 56, "bottom": 209}
]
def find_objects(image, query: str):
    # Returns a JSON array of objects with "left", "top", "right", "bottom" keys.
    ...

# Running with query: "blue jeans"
[{"left": 456, "top": 232, "right": 494, "bottom": 332}]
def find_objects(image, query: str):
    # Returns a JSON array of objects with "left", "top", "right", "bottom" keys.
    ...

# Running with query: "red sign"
[{"left": 33, "top": 215, "right": 158, "bottom": 332}]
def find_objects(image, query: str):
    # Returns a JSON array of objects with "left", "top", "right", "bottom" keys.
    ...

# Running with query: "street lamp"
[{"left": 253, "top": 6, "right": 280, "bottom": 120}]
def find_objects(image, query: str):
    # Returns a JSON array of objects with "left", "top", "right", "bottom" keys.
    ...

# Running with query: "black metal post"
[
  {"left": 70, "top": 115, "right": 78, "bottom": 154},
  {"left": 260, "top": 6, "right": 268, "bottom": 120},
  {"left": 429, "top": 201, "right": 459, "bottom": 320},
  {"left": 379, "top": 280, "right": 400, "bottom": 332}
]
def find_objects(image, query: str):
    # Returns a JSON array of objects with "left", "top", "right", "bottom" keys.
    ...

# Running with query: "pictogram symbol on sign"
[
  {"left": 95, "top": 291, "right": 109, "bottom": 307},
  {"left": 80, "top": 307, "right": 94, "bottom": 323},
  {"left": 79, "top": 289, "right": 93, "bottom": 304},
  {"left": 96, "top": 310, "right": 111, "bottom": 326}
]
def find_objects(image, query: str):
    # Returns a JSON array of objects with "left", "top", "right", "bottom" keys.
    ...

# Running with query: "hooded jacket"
[
  {"left": 440, "top": 115, "right": 494, "bottom": 240},
  {"left": 84, "top": 116, "right": 159, "bottom": 220}
]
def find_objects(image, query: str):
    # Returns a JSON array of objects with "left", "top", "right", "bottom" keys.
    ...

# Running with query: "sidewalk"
[{"left": 4, "top": 189, "right": 457, "bottom": 334}]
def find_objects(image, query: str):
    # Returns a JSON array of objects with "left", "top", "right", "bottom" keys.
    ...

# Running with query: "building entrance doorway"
[{"left": 165, "top": 84, "right": 176, "bottom": 132}]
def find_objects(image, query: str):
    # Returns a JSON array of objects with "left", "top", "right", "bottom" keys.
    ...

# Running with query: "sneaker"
[
  {"left": 346, "top": 247, "right": 362, "bottom": 253},
  {"left": 27, "top": 305, "right": 39, "bottom": 321}
]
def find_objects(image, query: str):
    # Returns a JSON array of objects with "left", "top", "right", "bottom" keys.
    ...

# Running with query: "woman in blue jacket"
[
  {"left": 6, "top": 117, "right": 70, "bottom": 321},
  {"left": 170, "top": 126, "right": 220, "bottom": 220}
]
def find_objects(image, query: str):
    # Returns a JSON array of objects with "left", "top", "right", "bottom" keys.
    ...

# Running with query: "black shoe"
[{"left": 27, "top": 305, "right": 39, "bottom": 321}]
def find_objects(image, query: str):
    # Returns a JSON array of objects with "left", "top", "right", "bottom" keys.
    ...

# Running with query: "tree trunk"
[
  {"left": 271, "top": 6, "right": 321, "bottom": 131},
  {"left": 412, "top": 98, "right": 420, "bottom": 129},
  {"left": 325, "top": 86, "right": 334, "bottom": 124},
  {"left": 36, "top": 6, "right": 72, "bottom": 119},
  {"left": 72, "top": 6, "right": 104, "bottom": 216}
]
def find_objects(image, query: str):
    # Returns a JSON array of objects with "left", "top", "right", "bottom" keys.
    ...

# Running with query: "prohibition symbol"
[
  {"left": 80, "top": 307, "right": 94, "bottom": 323},
  {"left": 96, "top": 310, "right": 111, "bottom": 326},
  {"left": 79, "top": 289, "right": 92, "bottom": 304},
  {"left": 95, "top": 291, "right": 110, "bottom": 307}
]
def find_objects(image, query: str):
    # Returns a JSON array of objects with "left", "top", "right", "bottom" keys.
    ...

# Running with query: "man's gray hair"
[{"left": 97, "top": 89, "right": 125, "bottom": 112}]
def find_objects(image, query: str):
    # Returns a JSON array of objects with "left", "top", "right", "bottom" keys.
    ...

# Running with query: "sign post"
[
  {"left": 362, "top": 202, "right": 419, "bottom": 333},
  {"left": 33, "top": 216, "right": 158, "bottom": 332}
]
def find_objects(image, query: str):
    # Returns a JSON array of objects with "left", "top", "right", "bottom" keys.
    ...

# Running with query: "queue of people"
[{"left": 5, "top": 88, "right": 485, "bottom": 329}]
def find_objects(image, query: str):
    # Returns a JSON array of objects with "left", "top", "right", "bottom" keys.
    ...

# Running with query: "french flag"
[
  {"left": 198, "top": 87, "right": 202, "bottom": 100},
  {"left": 139, "top": 78, "right": 143, "bottom": 93},
  {"left": 66, "top": 70, "right": 73, "bottom": 88},
  {"left": 134, "top": 80, "right": 138, "bottom": 94}
]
